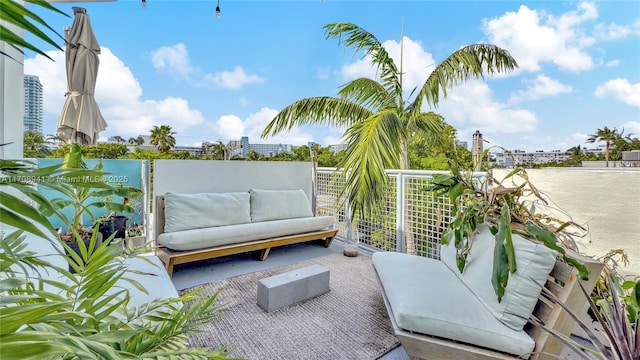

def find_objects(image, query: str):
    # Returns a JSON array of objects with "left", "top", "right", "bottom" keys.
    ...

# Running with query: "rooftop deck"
[
  {"left": 170, "top": 239, "right": 412, "bottom": 359},
  {"left": 168, "top": 239, "right": 586, "bottom": 360}
]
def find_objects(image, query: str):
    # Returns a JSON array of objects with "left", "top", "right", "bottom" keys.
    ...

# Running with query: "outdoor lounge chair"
[{"left": 373, "top": 226, "right": 604, "bottom": 360}]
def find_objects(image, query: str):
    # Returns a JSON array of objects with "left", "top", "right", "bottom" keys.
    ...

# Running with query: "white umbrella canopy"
[{"left": 56, "top": 7, "right": 107, "bottom": 145}]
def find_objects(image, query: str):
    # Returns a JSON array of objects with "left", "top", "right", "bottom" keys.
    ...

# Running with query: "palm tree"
[
  {"left": 246, "top": 150, "right": 264, "bottom": 161},
  {"left": 110, "top": 135, "right": 126, "bottom": 144},
  {"left": 587, "top": 127, "right": 620, "bottom": 167},
  {"left": 150, "top": 125, "right": 176, "bottom": 154},
  {"left": 262, "top": 22, "right": 517, "bottom": 219},
  {"left": 128, "top": 136, "right": 145, "bottom": 146},
  {"left": 23, "top": 130, "right": 54, "bottom": 157}
]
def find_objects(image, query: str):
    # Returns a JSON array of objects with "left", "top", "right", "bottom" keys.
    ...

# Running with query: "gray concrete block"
[{"left": 257, "top": 264, "right": 330, "bottom": 312}]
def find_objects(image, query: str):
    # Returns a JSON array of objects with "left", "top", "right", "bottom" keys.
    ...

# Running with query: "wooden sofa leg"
[
  {"left": 259, "top": 248, "right": 271, "bottom": 261},
  {"left": 165, "top": 259, "right": 175, "bottom": 277},
  {"left": 323, "top": 236, "right": 334, "bottom": 248}
]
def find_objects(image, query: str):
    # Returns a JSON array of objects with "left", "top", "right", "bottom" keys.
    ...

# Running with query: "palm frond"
[
  {"left": 0, "top": 0, "right": 67, "bottom": 61},
  {"left": 261, "top": 97, "right": 372, "bottom": 137},
  {"left": 324, "top": 22, "right": 403, "bottom": 103},
  {"left": 410, "top": 111, "right": 446, "bottom": 144},
  {"left": 340, "top": 110, "right": 403, "bottom": 217},
  {"left": 409, "top": 43, "right": 517, "bottom": 115},
  {"left": 337, "top": 77, "right": 397, "bottom": 112}
]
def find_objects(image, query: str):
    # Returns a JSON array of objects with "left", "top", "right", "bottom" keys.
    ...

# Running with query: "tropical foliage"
[
  {"left": 0, "top": 0, "right": 66, "bottom": 61},
  {"left": 0, "top": 146, "right": 233, "bottom": 359},
  {"left": 428, "top": 151, "right": 590, "bottom": 301},
  {"left": 587, "top": 126, "right": 623, "bottom": 167},
  {"left": 532, "top": 274, "right": 639, "bottom": 360},
  {"left": 149, "top": 125, "right": 177, "bottom": 154},
  {"left": 262, "top": 22, "right": 517, "bottom": 217},
  {"left": 42, "top": 144, "right": 143, "bottom": 235},
  {"left": 23, "top": 130, "right": 57, "bottom": 157}
]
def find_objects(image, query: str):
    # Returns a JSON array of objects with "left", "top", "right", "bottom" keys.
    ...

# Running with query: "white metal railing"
[{"left": 315, "top": 168, "right": 486, "bottom": 259}]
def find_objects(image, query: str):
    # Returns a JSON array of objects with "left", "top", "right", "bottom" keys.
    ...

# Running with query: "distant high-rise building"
[{"left": 23, "top": 75, "right": 43, "bottom": 133}]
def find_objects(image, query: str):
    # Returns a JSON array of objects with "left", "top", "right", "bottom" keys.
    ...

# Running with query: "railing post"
[{"left": 395, "top": 172, "right": 406, "bottom": 254}]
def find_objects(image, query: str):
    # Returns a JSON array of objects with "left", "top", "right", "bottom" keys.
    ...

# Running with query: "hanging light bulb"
[{"left": 215, "top": 0, "right": 221, "bottom": 19}]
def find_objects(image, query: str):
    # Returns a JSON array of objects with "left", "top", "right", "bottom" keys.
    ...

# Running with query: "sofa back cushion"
[
  {"left": 164, "top": 192, "right": 251, "bottom": 233},
  {"left": 441, "top": 224, "right": 557, "bottom": 330},
  {"left": 250, "top": 189, "right": 313, "bottom": 222}
]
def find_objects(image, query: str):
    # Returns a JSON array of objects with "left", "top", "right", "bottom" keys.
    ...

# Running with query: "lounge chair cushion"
[
  {"left": 372, "top": 252, "right": 535, "bottom": 357},
  {"left": 157, "top": 216, "right": 335, "bottom": 251},
  {"left": 164, "top": 192, "right": 251, "bottom": 233},
  {"left": 249, "top": 189, "right": 313, "bottom": 222},
  {"left": 440, "top": 225, "right": 558, "bottom": 330}
]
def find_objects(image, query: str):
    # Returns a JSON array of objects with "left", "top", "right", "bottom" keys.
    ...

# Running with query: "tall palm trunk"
[{"left": 605, "top": 140, "right": 610, "bottom": 167}]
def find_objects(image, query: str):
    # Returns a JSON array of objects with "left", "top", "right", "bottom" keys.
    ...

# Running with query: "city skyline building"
[{"left": 23, "top": 74, "right": 43, "bottom": 133}]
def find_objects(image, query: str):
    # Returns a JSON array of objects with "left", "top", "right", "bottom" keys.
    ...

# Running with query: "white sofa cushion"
[
  {"left": 441, "top": 224, "right": 558, "bottom": 330},
  {"left": 372, "top": 252, "right": 535, "bottom": 357},
  {"left": 164, "top": 192, "right": 250, "bottom": 233},
  {"left": 157, "top": 216, "right": 335, "bottom": 251},
  {"left": 249, "top": 189, "right": 313, "bottom": 222}
]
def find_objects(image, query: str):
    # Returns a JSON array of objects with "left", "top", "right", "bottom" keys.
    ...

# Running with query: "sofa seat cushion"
[
  {"left": 250, "top": 189, "right": 313, "bottom": 222},
  {"left": 164, "top": 192, "right": 251, "bottom": 233},
  {"left": 441, "top": 224, "right": 558, "bottom": 330},
  {"left": 372, "top": 252, "right": 535, "bottom": 358},
  {"left": 157, "top": 216, "right": 335, "bottom": 251}
]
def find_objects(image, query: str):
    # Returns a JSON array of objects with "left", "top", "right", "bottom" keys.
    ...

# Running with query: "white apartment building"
[{"left": 493, "top": 149, "right": 570, "bottom": 167}]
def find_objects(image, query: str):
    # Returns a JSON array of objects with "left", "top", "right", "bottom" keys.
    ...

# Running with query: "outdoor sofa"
[
  {"left": 373, "top": 225, "right": 604, "bottom": 360},
  {"left": 155, "top": 188, "right": 337, "bottom": 276}
]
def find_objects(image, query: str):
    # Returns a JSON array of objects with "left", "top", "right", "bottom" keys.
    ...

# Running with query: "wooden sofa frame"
[
  {"left": 154, "top": 195, "right": 338, "bottom": 276},
  {"left": 374, "top": 250, "right": 604, "bottom": 360}
]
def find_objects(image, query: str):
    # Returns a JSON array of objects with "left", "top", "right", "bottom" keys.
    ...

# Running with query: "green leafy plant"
[
  {"left": 531, "top": 275, "right": 639, "bottom": 360},
  {"left": 1, "top": 147, "right": 234, "bottom": 359},
  {"left": 428, "top": 150, "right": 590, "bottom": 301},
  {"left": 41, "top": 144, "right": 143, "bottom": 241},
  {"left": 0, "top": 0, "right": 67, "bottom": 61}
]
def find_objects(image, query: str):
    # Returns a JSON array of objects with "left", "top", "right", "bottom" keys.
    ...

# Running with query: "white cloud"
[
  {"left": 510, "top": 74, "right": 572, "bottom": 103},
  {"left": 25, "top": 48, "right": 206, "bottom": 141},
  {"left": 203, "top": 66, "right": 264, "bottom": 89},
  {"left": 438, "top": 80, "right": 538, "bottom": 134},
  {"left": 151, "top": 43, "right": 195, "bottom": 78},
  {"left": 322, "top": 135, "right": 345, "bottom": 147},
  {"left": 213, "top": 107, "right": 315, "bottom": 146},
  {"left": 215, "top": 115, "right": 245, "bottom": 140},
  {"left": 605, "top": 60, "right": 620, "bottom": 67},
  {"left": 622, "top": 121, "right": 640, "bottom": 136},
  {"left": 151, "top": 43, "right": 263, "bottom": 89},
  {"left": 594, "top": 78, "right": 640, "bottom": 108},
  {"left": 594, "top": 22, "right": 634, "bottom": 40},
  {"left": 482, "top": 3, "right": 597, "bottom": 72},
  {"left": 570, "top": 132, "right": 589, "bottom": 145},
  {"left": 316, "top": 66, "right": 331, "bottom": 80}
]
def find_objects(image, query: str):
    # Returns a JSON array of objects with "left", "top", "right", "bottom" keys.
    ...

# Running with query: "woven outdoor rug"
[{"left": 181, "top": 252, "right": 400, "bottom": 360}]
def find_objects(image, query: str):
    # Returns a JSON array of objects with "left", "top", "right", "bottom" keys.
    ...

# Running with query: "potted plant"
[
  {"left": 0, "top": 146, "right": 233, "bottom": 359},
  {"left": 45, "top": 145, "right": 142, "bottom": 244},
  {"left": 428, "top": 149, "right": 591, "bottom": 300}
]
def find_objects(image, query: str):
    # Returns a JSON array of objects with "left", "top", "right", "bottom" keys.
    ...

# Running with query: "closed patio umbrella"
[{"left": 57, "top": 7, "right": 107, "bottom": 145}]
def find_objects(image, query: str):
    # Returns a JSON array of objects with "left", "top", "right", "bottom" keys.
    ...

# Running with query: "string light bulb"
[{"left": 215, "top": 0, "right": 221, "bottom": 19}]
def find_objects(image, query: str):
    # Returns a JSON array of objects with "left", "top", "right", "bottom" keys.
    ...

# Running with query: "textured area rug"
[{"left": 181, "top": 252, "right": 399, "bottom": 360}]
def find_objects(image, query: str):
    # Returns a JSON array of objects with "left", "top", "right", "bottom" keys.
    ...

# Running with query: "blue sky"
[{"left": 25, "top": 0, "right": 639, "bottom": 152}]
